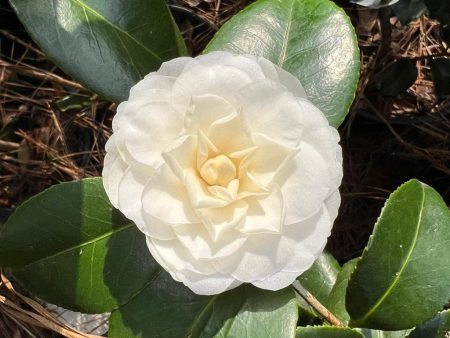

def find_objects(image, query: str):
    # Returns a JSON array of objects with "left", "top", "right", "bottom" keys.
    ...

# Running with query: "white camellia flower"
[{"left": 102, "top": 51, "right": 343, "bottom": 295}]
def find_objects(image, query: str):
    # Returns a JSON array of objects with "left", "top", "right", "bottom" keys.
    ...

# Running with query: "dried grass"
[
  {"left": 328, "top": 6, "right": 450, "bottom": 259},
  {"left": 0, "top": 271, "right": 103, "bottom": 338}
]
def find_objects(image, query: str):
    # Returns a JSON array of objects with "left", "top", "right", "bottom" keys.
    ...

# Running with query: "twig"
[
  {"left": 0, "top": 30, "right": 46, "bottom": 57},
  {"left": 0, "top": 140, "right": 20, "bottom": 151},
  {"left": 0, "top": 60, "right": 84, "bottom": 90},
  {"left": 292, "top": 281, "right": 343, "bottom": 327}
]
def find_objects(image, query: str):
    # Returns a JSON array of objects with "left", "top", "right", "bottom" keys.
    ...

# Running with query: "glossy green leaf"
[
  {"left": 0, "top": 178, "right": 160, "bottom": 313},
  {"left": 109, "top": 282, "right": 298, "bottom": 338},
  {"left": 430, "top": 58, "right": 450, "bottom": 97},
  {"left": 379, "top": 59, "right": 418, "bottom": 97},
  {"left": 9, "top": 0, "right": 187, "bottom": 102},
  {"left": 296, "top": 326, "right": 364, "bottom": 338},
  {"left": 298, "top": 251, "right": 341, "bottom": 305},
  {"left": 346, "top": 179, "right": 450, "bottom": 330},
  {"left": 324, "top": 258, "right": 359, "bottom": 324},
  {"left": 205, "top": 0, "right": 360, "bottom": 127},
  {"left": 407, "top": 310, "right": 450, "bottom": 338}
]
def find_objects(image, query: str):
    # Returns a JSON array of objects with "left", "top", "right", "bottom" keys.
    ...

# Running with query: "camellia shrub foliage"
[{"left": 1, "top": 0, "right": 450, "bottom": 337}]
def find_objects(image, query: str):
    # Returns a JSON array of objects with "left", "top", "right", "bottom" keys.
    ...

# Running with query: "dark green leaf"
[
  {"left": 0, "top": 178, "right": 160, "bottom": 313},
  {"left": 346, "top": 179, "right": 450, "bottom": 330},
  {"left": 296, "top": 326, "right": 364, "bottom": 338},
  {"left": 324, "top": 258, "right": 359, "bottom": 324},
  {"left": 205, "top": 0, "right": 360, "bottom": 127},
  {"left": 298, "top": 251, "right": 341, "bottom": 305},
  {"left": 391, "top": 0, "right": 427, "bottom": 25},
  {"left": 378, "top": 59, "right": 418, "bottom": 96},
  {"left": 407, "top": 310, "right": 450, "bottom": 338},
  {"left": 109, "top": 283, "right": 298, "bottom": 338},
  {"left": 9, "top": 0, "right": 187, "bottom": 102},
  {"left": 423, "top": 0, "right": 450, "bottom": 25},
  {"left": 430, "top": 58, "right": 450, "bottom": 97}
]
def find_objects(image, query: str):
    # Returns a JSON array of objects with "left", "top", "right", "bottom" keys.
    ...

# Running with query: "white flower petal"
[
  {"left": 277, "top": 143, "right": 332, "bottom": 225},
  {"left": 237, "top": 185, "right": 285, "bottom": 234},
  {"left": 195, "top": 52, "right": 266, "bottom": 81},
  {"left": 252, "top": 270, "right": 304, "bottom": 290},
  {"left": 196, "top": 130, "right": 220, "bottom": 170},
  {"left": 184, "top": 169, "right": 229, "bottom": 209},
  {"left": 282, "top": 206, "right": 332, "bottom": 273},
  {"left": 207, "top": 179, "right": 239, "bottom": 202},
  {"left": 196, "top": 200, "right": 248, "bottom": 241},
  {"left": 162, "top": 134, "right": 198, "bottom": 181},
  {"left": 157, "top": 57, "right": 193, "bottom": 77},
  {"left": 237, "top": 79, "right": 304, "bottom": 148},
  {"left": 171, "top": 63, "right": 255, "bottom": 108},
  {"left": 117, "top": 166, "right": 152, "bottom": 232},
  {"left": 146, "top": 237, "right": 216, "bottom": 275},
  {"left": 226, "top": 233, "right": 282, "bottom": 282},
  {"left": 247, "top": 133, "right": 297, "bottom": 187},
  {"left": 141, "top": 164, "right": 199, "bottom": 224},
  {"left": 125, "top": 102, "right": 184, "bottom": 167},
  {"left": 129, "top": 75, "right": 175, "bottom": 100},
  {"left": 207, "top": 112, "right": 253, "bottom": 155},
  {"left": 177, "top": 271, "right": 241, "bottom": 296},
  {"left": 113, "top": 75, "right": 175, "bottom": 132},
  {"left": 252, "top": 207, "right": 331, "bottom": 289},
  {"left": 102, "top": 152, "right": 128, "bottom": 208},
  {"left": 173, "top": 222, "right": 247, "bottom": 260},
  {"left": 185, "top": 94, "right": 236, "bottom": 134},
  {"left": 257, "top": 57, "right": 307, "bottom": 98},
  {"left": 141, "top": 214, "right": 177, "bottom": 240},
  {"left": 325, "top": 189, "right": 341, "bottom": 224}
]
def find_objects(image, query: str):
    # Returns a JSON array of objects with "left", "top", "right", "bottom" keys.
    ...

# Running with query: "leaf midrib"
[
  {"left": 69, "top": 0, "right": 162, "bottom": 62},
  {"left": 186, "top": 294, "right": 220, "bottom": 336},
  {"left": 277, "top": 0, "right": 295, "bottom": 67},
  {"left": 19, "top": 223, "right": 135, "bottom": 269},
  {"left": 353, "top": 184, "right": 426, "bottom": 323}
]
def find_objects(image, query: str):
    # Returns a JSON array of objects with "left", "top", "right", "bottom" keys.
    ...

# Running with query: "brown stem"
[
  {"left": 379, "top": 7, "right": 392, "bottom": 59},
  {"left": 292, "top": 281, "right": 343, "bottom": 327}
]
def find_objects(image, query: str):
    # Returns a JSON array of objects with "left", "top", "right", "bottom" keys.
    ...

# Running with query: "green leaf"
[
  {"left": 298, "top": 251, "right": 341, "bottom": 305},
  {"left": 430, "top": 58, "right": 450, "bottom": 97},
  {"left": 0, "top": 178, "right": 160, "bottom": 313},
  {"left": 346, "top": 179, "right": 450, "bottom": 330},
  {"left": 360, "top": 328, "right": 412, "bottom": 338},
  {"left": 391, "top": 0, "right": 427, "bottom": 25},
  {"left": 9, "top": 0, "right": 187, "bottom": 102},
  {"left": 407, "top": 310, "right": 450, "bottom": 338},
  {"left": 296, "top": 326, "right": 364, "bottom": 338},
  {"left": 423, "top": 0, "right": 450, "bottom": 25},
  {"left": 109, "top": 283, "right": 298, "bottom": 338},
  {"left": 53, "top": 94, "right": 91, "bottom": 113},
  {"left": 205, "top": 0, "right": 360, "bottom": 127},
  {"left": 378, "top": 59, "right": 418, "bottom": 97},
  {"left": 324, "top": 258, "right": 359, "bottom": 324}
]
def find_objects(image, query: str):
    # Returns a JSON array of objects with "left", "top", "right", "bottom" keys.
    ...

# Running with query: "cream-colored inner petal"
[
  {"left": 156, "top": 94, "right": 297, "bottom": 243},
  {"left": 200, "top": 154, "right": 236, "bottom": 186}
]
